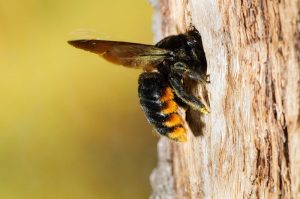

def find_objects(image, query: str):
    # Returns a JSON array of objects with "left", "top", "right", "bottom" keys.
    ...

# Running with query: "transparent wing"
[{"left": 68, "top": 40, "right": 173, "bottom": 70}]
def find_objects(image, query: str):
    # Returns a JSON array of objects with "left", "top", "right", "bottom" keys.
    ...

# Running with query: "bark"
[{"left": 149, "top": 0, "right": 300, "bottom": 198}]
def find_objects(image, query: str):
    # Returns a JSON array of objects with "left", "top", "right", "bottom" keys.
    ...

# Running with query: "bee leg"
[
  {"left": 168, "top": 74, "right": 209, "bottom": 114},
  {"left": 173, "top": 62, "right": 210, "bottom": 83}
]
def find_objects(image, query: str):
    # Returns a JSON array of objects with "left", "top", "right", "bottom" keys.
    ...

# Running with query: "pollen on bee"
[
  {"left": 200, "top": 107, "right": 210, "bottom": 114},
  {"left": 164, "top": 114, "right": 183, "bottom": 127},
  {"left": 160, "top": 87, "right": 174, "bottom": 102},
  {"left": 167, "top": 127, "right": 187, "bottom": 142},
  {"left": 161, "top": 100, "right": 178, "bottom": 115}
]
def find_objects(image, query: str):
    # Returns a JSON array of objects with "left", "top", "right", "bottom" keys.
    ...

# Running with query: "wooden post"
[{"left": 149, "top": 0, "right": 300, "bottom": 198}]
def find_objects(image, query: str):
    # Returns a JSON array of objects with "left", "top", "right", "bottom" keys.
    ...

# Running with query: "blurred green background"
[{"left": 0, "top": 0, "right": 157, "bottom": 198}]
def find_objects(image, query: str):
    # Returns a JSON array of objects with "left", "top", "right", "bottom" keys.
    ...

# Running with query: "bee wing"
[{"left": 68, "top": 40, "right": 173, "bottom": 70}]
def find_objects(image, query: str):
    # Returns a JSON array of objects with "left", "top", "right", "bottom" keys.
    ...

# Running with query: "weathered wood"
[{"left": 149, "top": 0, "right": 300, "bottom": 198}]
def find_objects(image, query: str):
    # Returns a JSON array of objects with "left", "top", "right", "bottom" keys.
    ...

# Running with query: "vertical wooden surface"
[{"left": 149, "top": 0, "right": 300, "bottom": 198}]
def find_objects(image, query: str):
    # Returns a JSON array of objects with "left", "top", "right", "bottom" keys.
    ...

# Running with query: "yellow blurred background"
[{"left": 0, "top": 0, "right": 157, "bottom": 198}]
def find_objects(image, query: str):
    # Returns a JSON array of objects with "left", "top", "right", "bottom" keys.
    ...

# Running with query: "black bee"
[{"left": 68, "top": 28, "right": 209, "bottom": 142}]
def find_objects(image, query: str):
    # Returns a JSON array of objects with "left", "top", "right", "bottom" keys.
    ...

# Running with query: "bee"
[{"left": 68, "top": 28, "right": 209, "bottom": 142}]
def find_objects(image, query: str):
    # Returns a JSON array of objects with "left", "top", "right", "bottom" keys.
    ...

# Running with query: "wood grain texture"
[{"left": 149, "top": 0, "right": 300, "bottom": 198}]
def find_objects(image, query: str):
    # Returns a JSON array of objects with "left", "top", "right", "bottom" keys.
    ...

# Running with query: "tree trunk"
[{"left": 149, "top": 0, "right": 300, "bottom": 198}]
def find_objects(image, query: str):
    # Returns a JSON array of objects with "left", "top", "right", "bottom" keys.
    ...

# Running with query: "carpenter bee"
[{"left": 68, "top": 28, "right": 209, "bottom": 142}]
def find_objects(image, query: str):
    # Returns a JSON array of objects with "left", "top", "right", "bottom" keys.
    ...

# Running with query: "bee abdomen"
[{"left": 138, "top": 72, "right": 187, "bottom": 142}]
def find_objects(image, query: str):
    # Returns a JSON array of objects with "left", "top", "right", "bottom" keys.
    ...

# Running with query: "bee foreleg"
[
  {"left": 168, "top": 74, "right": 209, "bottom": 114},
  {"left": 172, "top": 62, "right": 210, "bottom": 83}
]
